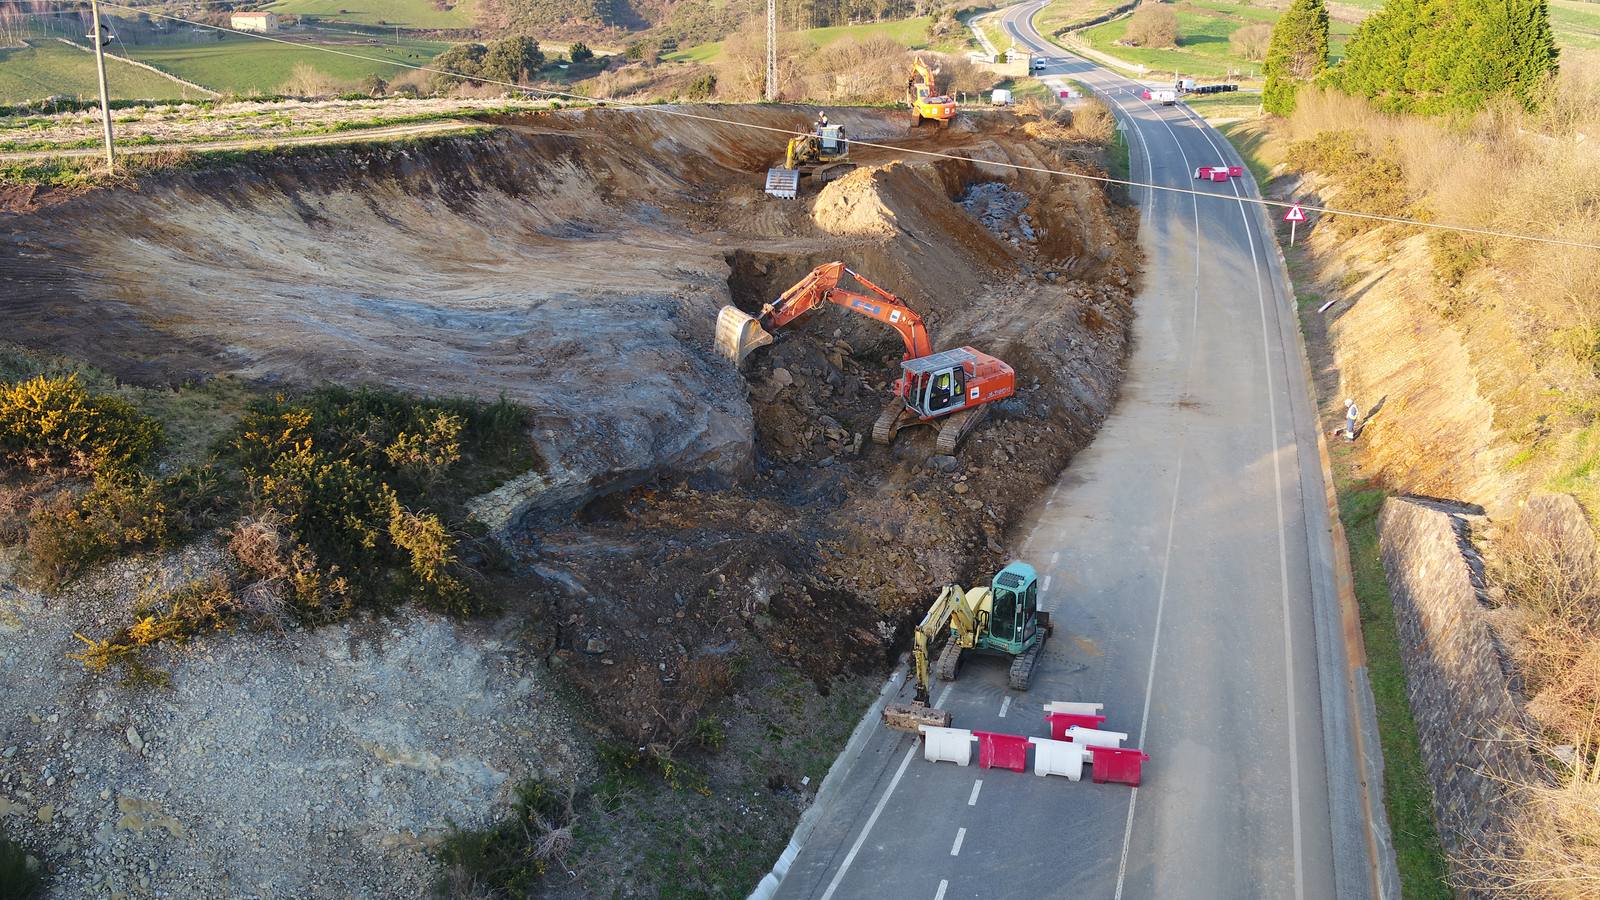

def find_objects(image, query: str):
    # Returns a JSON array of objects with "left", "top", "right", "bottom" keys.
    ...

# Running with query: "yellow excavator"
[
  {"left": 906, "top": 56, "right": 957, "bottom": 128},
  {"left": 883, "top": 561, "right": 1053, "bottom": 733},
  {"left": 764, "top": 123, "right": 855, "bottom": 199}
]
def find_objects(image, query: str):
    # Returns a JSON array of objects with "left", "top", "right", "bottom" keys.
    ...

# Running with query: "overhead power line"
[{"left": 68, "top": 1, "right": 1600, "bottom": 253}]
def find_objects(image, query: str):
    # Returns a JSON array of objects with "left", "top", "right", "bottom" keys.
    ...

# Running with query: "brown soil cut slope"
[{"left": 0, "top": 103, "right": 1139, "bottom": 742}]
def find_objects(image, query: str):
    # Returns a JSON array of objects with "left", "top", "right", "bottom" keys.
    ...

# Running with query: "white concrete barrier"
[
  {"left": 1029, "top": 737, "right": 1090, "bottom": 781},
  {"left": 1065, "top": 726, "right": 1128, "bottom": 749},
  {"left": 1043, "top": 700, "right": 1105, "bottom": 717},
  {"left": 920, "top": 725, "right": 975, "bottom": 766}
]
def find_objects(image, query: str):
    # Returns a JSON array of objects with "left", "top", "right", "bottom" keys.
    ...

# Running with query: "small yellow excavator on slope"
[
  {"left": 764, "top": 124, "right": 856, "bottom": 199},
  {"left": 883, "top": 561, "right": 1052, "bottom": 732}
]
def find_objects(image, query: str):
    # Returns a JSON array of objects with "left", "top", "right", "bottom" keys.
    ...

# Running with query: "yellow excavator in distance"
[
  {"left": 906, "top": 56, "right": 957, "bottom": 128},
  {"left": 883, "top": 561, "right": 1052, "bottom": 733}
]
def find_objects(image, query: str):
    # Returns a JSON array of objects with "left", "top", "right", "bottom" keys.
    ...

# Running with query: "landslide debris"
[{"left": 0, "top": 104, "right": 1139, "bottom": 896}]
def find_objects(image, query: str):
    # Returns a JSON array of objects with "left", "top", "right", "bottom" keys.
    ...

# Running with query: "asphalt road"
[{"left": 764, "top": 9, "right": 1384, "bottom": 899}]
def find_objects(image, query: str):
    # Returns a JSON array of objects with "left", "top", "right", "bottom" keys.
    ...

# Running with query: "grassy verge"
[
  {"left": 0, "top": 126, "right": 495, "bottom": 186},
  {"left": 1195, "top": 102, "right": 1454, "bottom": 898},
  {"left": 1323, "top": 431, "right": 1453, "bottom": 899}
]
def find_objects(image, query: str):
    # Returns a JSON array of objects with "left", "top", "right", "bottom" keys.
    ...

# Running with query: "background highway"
[{"left": 766, "top": 7, "right": 1388, "bottom": 899}]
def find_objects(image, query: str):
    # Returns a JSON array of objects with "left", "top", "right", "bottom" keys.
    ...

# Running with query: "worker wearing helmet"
[
  {"left": 816, "top": 111, "right": 829, "bottom": 132},
  {"left": 1344, "top": 397, "right": 1360, "bottom": 441}
]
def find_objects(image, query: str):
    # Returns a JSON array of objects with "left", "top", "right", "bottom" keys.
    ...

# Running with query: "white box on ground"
[{"left": 991, "top": 88, "right": 1012, "bottom": 106}]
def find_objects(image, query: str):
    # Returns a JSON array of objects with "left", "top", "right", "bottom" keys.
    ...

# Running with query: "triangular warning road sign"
[{"left": 1284, "top": 204, "right": 1307, "bottom": 222}]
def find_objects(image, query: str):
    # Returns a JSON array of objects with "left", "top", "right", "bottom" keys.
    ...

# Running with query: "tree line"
[{"left": 1263, "top": 0, "right": 1558, "bottom": 116}]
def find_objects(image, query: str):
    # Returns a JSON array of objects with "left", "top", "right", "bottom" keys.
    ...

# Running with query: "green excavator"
[{"left": 883, "top": 561, "right": 1053, "bottom": 732}]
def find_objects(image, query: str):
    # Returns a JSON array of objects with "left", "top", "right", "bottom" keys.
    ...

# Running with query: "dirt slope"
[{"left": 0, "top": 104, "right": 1139, "bottom": 895}]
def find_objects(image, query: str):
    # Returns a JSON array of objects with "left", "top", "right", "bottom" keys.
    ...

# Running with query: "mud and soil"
[{"left": 0, "top": 104, "right": 1138, "bottom": 892}]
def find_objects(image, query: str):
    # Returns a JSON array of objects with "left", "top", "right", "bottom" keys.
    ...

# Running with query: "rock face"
[
  {"left": 1378, "top": 497, "right": 1549, "bottom": 891},
  {"left": 0, "top": 545, "right": 588, "bottom": 899}
]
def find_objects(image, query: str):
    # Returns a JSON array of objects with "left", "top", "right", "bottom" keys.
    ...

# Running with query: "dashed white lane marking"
[
  {"left": 998, "top": 695, "right": 1012, "bottom": 718},
  {"left": 818, "top": 681, "right": 958, "bottom": 900},
  {"left": 935, "top": 879, "right": 949, "bottom": 900},
  {"left": 1050, "top": 550, "right": 1060, "bottom": 567},
  {"left": 950, "top": 828, "right": 967, "bottom": 857},
  {"left": 968, "top": 780, "right": 983, "bottom": 806},
  {"left": 1042, "top": 574, "right": 1053, "bottom": 592}
]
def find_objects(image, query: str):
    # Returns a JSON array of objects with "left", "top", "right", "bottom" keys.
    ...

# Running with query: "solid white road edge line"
[{"left": 816, "top": 682, "right": 957, "bottom": 900}]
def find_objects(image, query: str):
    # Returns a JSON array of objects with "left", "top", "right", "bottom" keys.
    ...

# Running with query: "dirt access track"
[{"left": 0, "top": 104, "right": 1137, "bottom": 891}]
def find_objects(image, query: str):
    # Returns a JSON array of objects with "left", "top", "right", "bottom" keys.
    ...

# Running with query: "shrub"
[
  {"left": 436, "top": 780, "right": 577, "bottom": 897},
  {"left": 1230, "top": 23, "right": 1273, "bottom": 62},
  {"left": 1123, "top": 2, "right": 1178, "bottom": 48},
  {"left": 24, "top": 473, "right": 184, "bottom": 588},
  {"left": 0, "top": 827, "right": 42, "bottom": 900},
  {"left": 1286, "top": 130, "right": 1410, "bottom": 235},
  {"left": 684, "top": 72, "right": 718, "bottom": 100},
  {"left": 1261, "top": 0, "right": 1328, "bottom": 115},
  {"left": 0, "top": 374, "right": 161, "bottom": 474},
  {"left": 71, "top": 575, "right": 240, "bottom": 684},
  {"left": 568, "top": 41, "right": 594, "bottom": 64}
]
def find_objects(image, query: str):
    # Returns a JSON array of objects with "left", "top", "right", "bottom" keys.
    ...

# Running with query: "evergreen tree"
[
  {"left": 1332, "top": 0, "right": 1556, "bottom": 113},
  {"left": 1262, "top": 0, "right": 1330, "bottom": 115}
]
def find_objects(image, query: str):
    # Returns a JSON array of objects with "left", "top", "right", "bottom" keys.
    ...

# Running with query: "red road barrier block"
[
  {"left": 1090, "top": 746, "right": 1150, "bottom": 786},
  {"left": 1140, "top": 89, "right": 1152, "bottom": 100},
  {"left": 972, "top": 731, "right": 1029, "bottom": 772},
  {"left": 1209, "top": 169, "right": 1229, "bottom": 182},
  {"left": 1046, "top": 712, "right": 1107, "bottom": 741},
  {"left": 1194, "top": 166, "right": 1212, "bottom": 180},
  {"left": 1228, "top": 165, "right": 1244, "bottom": 177}
]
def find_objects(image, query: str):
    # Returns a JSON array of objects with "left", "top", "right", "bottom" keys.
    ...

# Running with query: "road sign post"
[{"left": 1284, "top": 203, "right": 1306, "bottom": 245}]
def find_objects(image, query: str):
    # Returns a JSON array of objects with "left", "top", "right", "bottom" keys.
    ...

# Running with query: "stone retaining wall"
[{"left": 1378, "top": 496, "right": 1545, "bottom": 891}]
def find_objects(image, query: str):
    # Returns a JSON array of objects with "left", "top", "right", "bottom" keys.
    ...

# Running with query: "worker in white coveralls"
[{"left": 1344, "top": 398, "right": 1360, "bottom": 442}]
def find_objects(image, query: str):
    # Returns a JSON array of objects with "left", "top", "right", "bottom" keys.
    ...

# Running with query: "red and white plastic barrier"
[
  {"left": 920, "top": 725, "right": 974, "bottom": 766},
  {"left": 1091, "top": 746, "right": 1150, "bottom": 786},
  {"left": 973, "top": 731, "right": 1029, "bottom": 772},
  {"left": 1029, "top": 736, "right": 1090, "bottom": 781},
  {"left": 1065, "top": 725, "right": 1129, "bottom": 749},
  {"left": 911, "top": 698, "right": 1149, "bottom": 788}
]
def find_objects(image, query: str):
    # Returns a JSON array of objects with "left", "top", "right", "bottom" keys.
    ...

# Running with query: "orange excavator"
[
  {"left": 907, "top": 56, "right": 957, "bottom": 128},
  {"left": 715, "top": 262, "right": 1014, "bottom": 454}
]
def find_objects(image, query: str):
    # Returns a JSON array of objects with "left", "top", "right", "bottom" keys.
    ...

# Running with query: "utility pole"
[
  {"left": 88, "top": 0, "right": 115, "bottom": 173},
  {"left": 764, "top": 0, "right": 777, "bottom": 102}
]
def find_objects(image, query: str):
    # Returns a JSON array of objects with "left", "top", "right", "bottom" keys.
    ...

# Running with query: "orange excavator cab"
[{"left": 715, "top": 262, "right": 1013, "bottom": 453}]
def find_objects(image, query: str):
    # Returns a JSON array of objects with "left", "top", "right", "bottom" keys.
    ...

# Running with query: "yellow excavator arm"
[{"left": 910, "top": 583, "right": 978, "bottom": 703}]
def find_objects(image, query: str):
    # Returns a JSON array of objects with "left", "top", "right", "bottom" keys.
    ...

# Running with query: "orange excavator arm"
[{"left": 755, "top": 261, "right": 933, "bottom": 361}]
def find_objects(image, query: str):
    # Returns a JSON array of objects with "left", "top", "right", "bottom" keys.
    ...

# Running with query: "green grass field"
[
  {"left": 667, "top": 16, "right": 936, "bottom": 64},
  {"left": 0, "top": 41, "right": 200, "bottom": 104},
  {"left": 266, "top": 0, "right": 477, "bottom": 29},
  {"left": 123, "top": 35, "right": 447, "bottom": 93},
  {"left": 1034, "top": 0, "right": 1131, "bottom": 35},
  {"left": 1076, "top": 0, "right": 1356, "bottom": 78}
]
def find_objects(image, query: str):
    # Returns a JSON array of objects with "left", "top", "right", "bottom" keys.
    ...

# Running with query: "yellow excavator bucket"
[{"left": 715, "top": 305, "right": 774, "bottom": 364}]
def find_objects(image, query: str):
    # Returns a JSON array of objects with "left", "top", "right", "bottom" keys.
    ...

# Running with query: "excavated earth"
[{"left": 0, "top": 105, "right": 1138, "bottom": 895}]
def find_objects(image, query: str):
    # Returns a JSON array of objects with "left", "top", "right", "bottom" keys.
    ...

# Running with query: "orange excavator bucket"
[{"left": 715, "top": 305, "right": 773, "bottom": 365}]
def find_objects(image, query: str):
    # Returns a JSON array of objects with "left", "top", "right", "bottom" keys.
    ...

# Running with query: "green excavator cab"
[{"left": 981, "top": 561, "right": 1040, "bottom": 655}]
